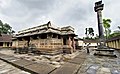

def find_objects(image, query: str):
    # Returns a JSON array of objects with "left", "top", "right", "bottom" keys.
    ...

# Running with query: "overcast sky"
[{"left": 0, "top": 0, "right": 120, "bottom": 38}]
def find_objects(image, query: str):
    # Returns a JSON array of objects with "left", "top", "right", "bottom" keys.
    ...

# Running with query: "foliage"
[
  {"left": 118, "top": 26, "right": 120, "bottom": 30},
  {"left": 103, "top": 19, "right": 112, "bottom": 38},
  {"left": 85, "top": 28, "right": 88, "bottom": 37},
  {"left": 0, "top": 20, "right": 15, "bottom": 35},
  {"left": 85, "top": 27, "right": 94, "bottom": 39},
  {"left": 108, "top": 32, "right": 120, "bottom": 38},
  {"left": 108, "top": 26, "right": 120, "bottom": 38},
  {"left": 89, "top": 28, "right": 94, "bottom": 37}
]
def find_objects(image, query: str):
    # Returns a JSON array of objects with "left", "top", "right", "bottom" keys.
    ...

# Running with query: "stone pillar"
[
  {"left": 110, "top": 42, "right": 112, "bottom": 48},
  {"left": 112, "top": 41, "right": 114, "bottom": 48},
  {"left": 16, "top": 39, "right": 19, "bottom": 48},
  {"left": 3, "top": 42, "right": 5, "bottom": 47},
  {"left": 110, "top": 42, "right": 111, "bottom": 47},
  {"left": 112, "top": 41, "right": 113, "bottom": 48},
  {"left": 30, "top": 37, "right": 33, "bottom": 45},
  {"left": 68, "top": 36, "right": 73, "bottom": 53},
  {"left": 97, "top": 10, "right": 104, "bottom": 39},
  {"left": 115, "top": 41, "right": 116, "bottom": 48},
  {"left": 115, "top": 40, "right": 116, "bottom": 49},
  {"left": 119, "top": 39, "right": 120, "bottom": 49},
  {"left": 38, "top": 36, "right": 40, "bottom": 48},
  {"left": 109, "top": 42, "right": 111, "bottom": 47},
  {"left": 94, "top": 1, "right": 105, "bottom": 48},
  {"left": 56, "top": 35, "right": 58, "bottom": 39},
  {"left": 111, "top": 41, "right": 112, "bottom": 48},
  {"left": 117, "top": 40, "right": 119, "bottom": 49},
  {"left": 72, "top": 38, "right": 76, "bottom": 52},
  {"left": 116, "top": 40, "right": 119, "bottom": 49},
  {"left": 68, "top": 36, "right": 72, "bottom": 48},
  {"left": 113, "top": 41, "right": 115, "bottom": 48},
  {"left": 108, "top": 42, "right": 109, "bottom": 47}
]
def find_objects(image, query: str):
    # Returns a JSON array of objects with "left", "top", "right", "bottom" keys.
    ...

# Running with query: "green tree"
[
  {"left": 88, "top": 28, "right": 94, "bottom": 38},
  {"left": 118, "top": 26, "right": 120, "bottom": 30},
  {"left": 85, "top": 27, "right": 94, "bottom": 39},
  {"left": 0, "top": 20, "right": 3, "bottom": 34},
  {"left": 85, "top": 28, "right": 88, "bottom": 37},
  {"left": 103, "top": 19, "right": 111, "bottom": 38},
  {"left": 0, "top": 20, "right": 15, "bottom": 35}
]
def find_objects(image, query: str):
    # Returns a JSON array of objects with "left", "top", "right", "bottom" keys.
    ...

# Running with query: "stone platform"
[
  {"left": 94, "top": 48, "right": 117, "bottom": 57},
  {"left": 0, "top": 49, "right": 120, "bottom": 74},
  {"left": 0, "top": 50, "right": 88, "bottom": 74}
]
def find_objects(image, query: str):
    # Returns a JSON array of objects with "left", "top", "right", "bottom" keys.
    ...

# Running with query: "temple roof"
[
  {"left": 0, "top": 34, "right": 12, "bottom": 42},
  {"left": 15, "top": 21, "right": 76, "bottom": 37},
  {"left": 107, "top": 35, "right": 120, "bottom": 42},
  {"left": 83, "top": 39, "right": 99, "bottom": 43}
]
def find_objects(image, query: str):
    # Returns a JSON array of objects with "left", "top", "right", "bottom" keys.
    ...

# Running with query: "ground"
[
  {"left": 78, "top": 49, "right": 120, "bottom": 74},
  {"left": 0, "top": 59, "right": 30, "bottom": 74},
  {"left": 0, "top": 48, "right": 120, "bottom": 74}
]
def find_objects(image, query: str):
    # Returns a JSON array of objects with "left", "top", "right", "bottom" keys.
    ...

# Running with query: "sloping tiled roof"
[
  {"left": 15, "top": 21, "right": 76, "bottom": 37},
  {"left": 0, "top": 34, "right": 12, "bottom": 42},
  {"left": 83, "top": 39, "right": 99, "bottom": 43},
  {"left": 107, "top": 35, "right": 120, "bottom": 42}
]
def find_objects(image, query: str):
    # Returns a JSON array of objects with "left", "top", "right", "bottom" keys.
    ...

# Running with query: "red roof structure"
[{"left": 0, "top": 34, "right": 12, "bottom": 42}]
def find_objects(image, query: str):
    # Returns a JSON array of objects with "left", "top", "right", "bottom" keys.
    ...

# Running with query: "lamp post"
[{"left": 94, "top": 1, "right": 105, "bottom": 48}]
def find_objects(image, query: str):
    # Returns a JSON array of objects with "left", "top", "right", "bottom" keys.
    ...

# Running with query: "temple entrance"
[
  {"left": 63, "top": 38, "right": 67, "bottom": 45},
  {"left": 0, "top": 42, "right": 3, "bottom": 46}
]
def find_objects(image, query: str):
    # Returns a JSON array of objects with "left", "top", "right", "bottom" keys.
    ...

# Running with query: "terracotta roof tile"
[{"left": 0, "top": 34, "right": 12, "bottom": 42}]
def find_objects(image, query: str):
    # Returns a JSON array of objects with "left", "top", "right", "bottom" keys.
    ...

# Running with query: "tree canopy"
[
  {"left": 0, "top": 20, "right": 15, "bottom": 35},
  {"left": 118, "top": 26, "right": 120, "bottom": 30},
  {"left": 85, "top": 27, "right": 94, "bottom": 39},
  {"left": 103, "top": 18, "right": 111, "bottom": 38}
]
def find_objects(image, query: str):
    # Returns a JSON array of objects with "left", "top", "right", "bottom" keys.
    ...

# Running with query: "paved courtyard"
[
  {"left": 0, "top": 48, "right": 120, "bottom": 74},
  {"left": 0, "top": 59, "right": 30, "bottom": 74},
  {"left": 78, "top": 50, "right": 120, "bottom": 74}
]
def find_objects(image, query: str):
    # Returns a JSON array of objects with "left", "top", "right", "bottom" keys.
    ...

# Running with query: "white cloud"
[{"left": 0, "top": 0, "right": 120, "bottom": 38}]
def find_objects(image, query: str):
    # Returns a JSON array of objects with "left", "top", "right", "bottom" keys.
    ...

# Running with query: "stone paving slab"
[
  {"left": 12, "top": 59, "right": 35, "bottom": 67},
  {"left": 0, "top": 53, "right": 55, "bottom": 74},
  {"left": 75, "top": 53, "right": 87, "bottom": 59},
  {"left": 77, "top": 64, "right": 91, "bottom": 74},
  {"left": 24, "top": 62, "right": 56, "bottom": 74},
  {"left": 0, "top": 56, "right": 18, "bottom": 62},
  {"left": 50, "top": 62, "right": 79, "bottom": 74},
  {"left": 111, "top": 69, "right": 120, "bottom": 74},
  {"left": 0, "top": 60, "right": 30, "bottom": 74},
  {"left": 0, "top": 53, "right": 19, "bottom": 63},
  {"left": 67, "top": 58, "right": 86, "bottom": 65},
  {"left": 0, "top": 53, "right": 8, "bottom": 58},
  {"left": 0, "top": 51, "right": 88, "bottom": 74}
]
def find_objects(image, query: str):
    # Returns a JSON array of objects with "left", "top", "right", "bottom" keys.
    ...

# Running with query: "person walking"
[{"left": 86, "top": 43, "right": 91, "bottom": 53}]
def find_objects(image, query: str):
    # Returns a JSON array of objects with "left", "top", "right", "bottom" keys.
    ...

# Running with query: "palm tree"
[{"left": 103, "top": 19, "right": 111, "bottom": 38}]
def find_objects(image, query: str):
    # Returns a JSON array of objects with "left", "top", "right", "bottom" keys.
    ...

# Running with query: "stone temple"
[{"left": 12, "top": 21, "right": 77, "bottom": 54}]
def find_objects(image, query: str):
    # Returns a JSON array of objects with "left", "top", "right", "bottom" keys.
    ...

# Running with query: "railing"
[{"left": 106, "top": 35, "right": 120, "bottom": 49}]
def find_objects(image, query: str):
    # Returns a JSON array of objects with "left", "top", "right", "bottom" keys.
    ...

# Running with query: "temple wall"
[
  {"left": 30, "top": 38, "right": 63, "bottom": 50},
  {"left": 12, "top": 41, "right": 18, "bottom": 47},
  {"left": 18, "top": 41, "right": 28, "bottom": 47},
  {"left": 30, "top": 39, "right": 39, "bottom": 47}
]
